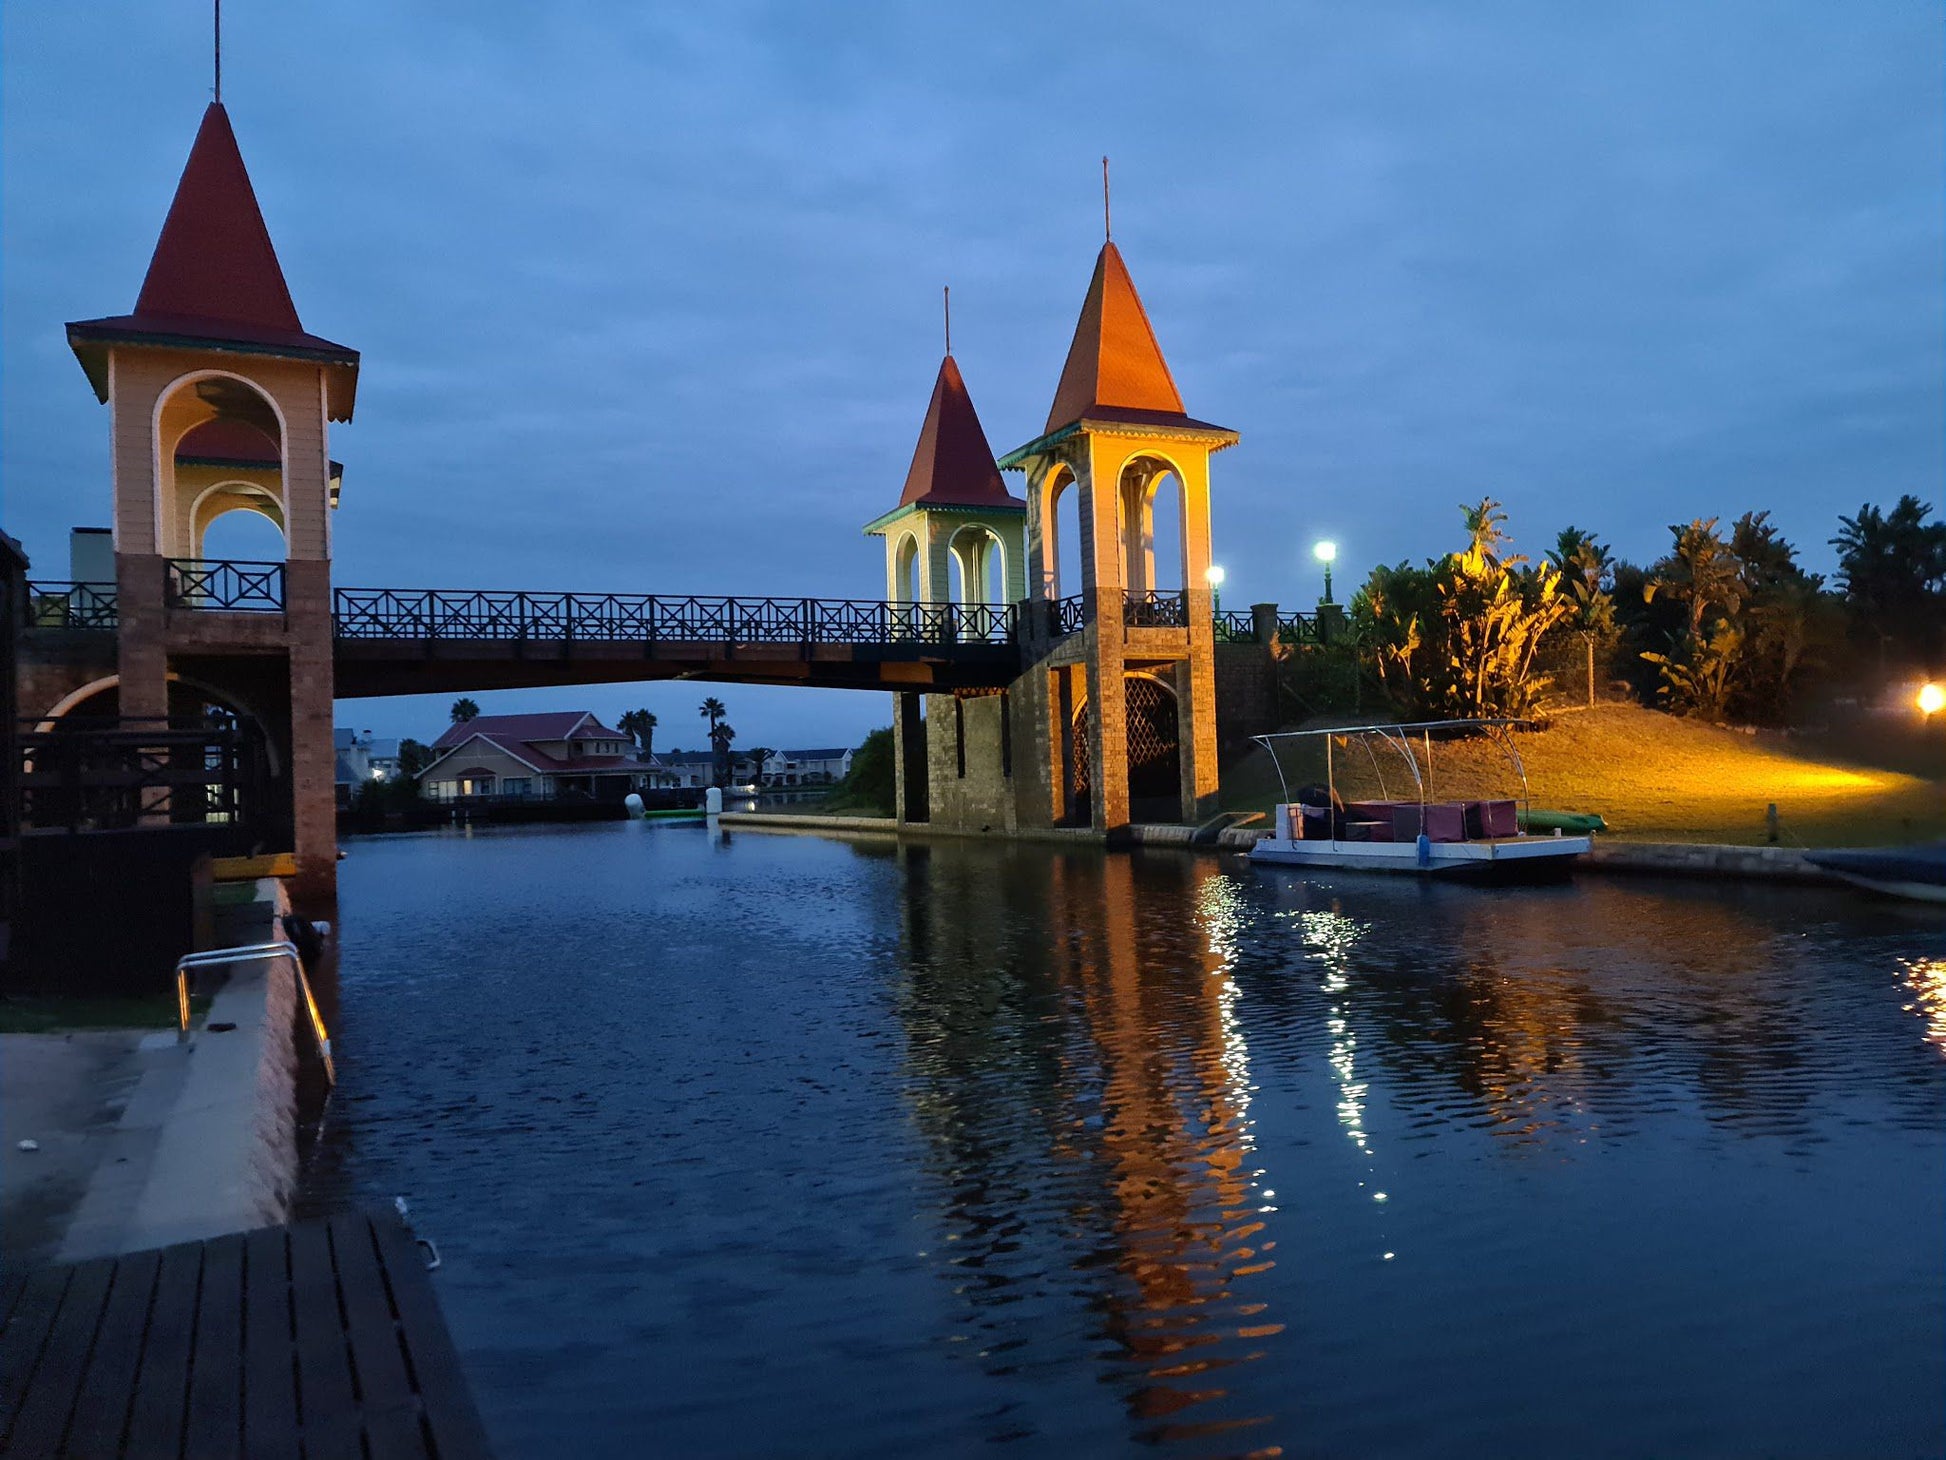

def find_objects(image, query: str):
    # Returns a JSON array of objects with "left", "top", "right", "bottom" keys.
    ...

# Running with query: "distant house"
[
  {"left": 645, "top": 746, "right": 854, "bottom": 790},
  {"left": 418, "top": 712, "right": 649, "bottom": 803},
  {"left": 335, "top": 731, "right": 406, "bottom": 806}
]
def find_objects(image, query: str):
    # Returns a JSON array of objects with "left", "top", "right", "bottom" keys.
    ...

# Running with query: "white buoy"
[
  {"left": 705, "top": 786, "right": 724, "bottom": 816},
  {"left": 624, "top": 793, "right": 645, "bottom": 816}
]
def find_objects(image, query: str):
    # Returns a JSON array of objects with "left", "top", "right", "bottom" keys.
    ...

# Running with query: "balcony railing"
[
  {"left": 330, "top": 589, "right": 1016, "bottom": 647},
  {"left": 1212, "top": 610, "right": 1257, "bottom": 642},
  {"left": 1124, "top": 589, "right": 1189, "bottom": 629},
  {"left": 17, "top": 716, "right": 272, "bottom": 834},
  {"left": 1048, "top": 594, "right": 1087, "bottom": 638},
  {"left": 167, "top": 559, "right": 286, "bottom": 613},
  {"left": 25, "top": 581, "right": 118, "bottom": 631}
]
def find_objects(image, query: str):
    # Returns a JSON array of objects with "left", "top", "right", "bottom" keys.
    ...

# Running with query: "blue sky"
[{"left": 5, "top": 3, "right": 1940, "bottom": 749}]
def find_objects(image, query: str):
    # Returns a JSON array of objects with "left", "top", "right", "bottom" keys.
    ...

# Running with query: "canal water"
[{"left": 301, "top": 824, "right": 1945, "bottom": 1458}]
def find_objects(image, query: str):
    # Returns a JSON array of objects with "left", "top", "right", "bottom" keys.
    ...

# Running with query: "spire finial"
[
  {"left": 1102, "top": 155, "right": 1111, "bottom": 242},
  {"left": 943, "top": 285, "right": 951, "bottom": 356},
  {"left": 213, "top": 0, "right": 222, "bottom": 102}
]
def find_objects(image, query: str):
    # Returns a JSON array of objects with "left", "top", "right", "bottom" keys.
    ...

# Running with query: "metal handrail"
[
  {"left": 331, "top": 587, "right": 1017, "bottom": 646},
  {"left": 1213, "top": 610, "right": 1258, "bottom": 642},
  {"left": 1124, "top": 589, "right": 1189, "bottom": 628},
  {"left": 25, "top": 580, "right": 118, "bottom": 630},
  {"left": 1049, "top": 594, "right": 1087, "bottom": 637},
  {"left": 175, "top": 940, "right": 334, "bottom": 1085},
  {"left": 167, "top": 558, "right": 286, "bottom": 613}
]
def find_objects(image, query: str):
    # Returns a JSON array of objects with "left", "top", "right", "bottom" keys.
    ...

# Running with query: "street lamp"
[
  {"left": 1313, "top": 540, "right": 1338, "bottom": 605},
  {"left": 1920, "top": 682, "right": 1944, "bottom": 717},
  {"left": 1205, "top": 564, "right": 1226, "bottom": 614}
]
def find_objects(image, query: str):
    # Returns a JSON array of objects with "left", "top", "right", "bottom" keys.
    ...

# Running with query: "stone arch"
[
  {"left": 152, "top": 369, "right": 287, "bottom": 559},
  {"left": 1067, "top": 671, "right": 1184, "bottom": 825},
  {"left": 31, "top": 672, "right": 284, "bottom": 778},
  {"left": 1043, "top": 464, "right": 1085, "bottom": 601}
]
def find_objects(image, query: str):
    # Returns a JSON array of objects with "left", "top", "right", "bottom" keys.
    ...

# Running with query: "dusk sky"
[{"left": 5, "top": 3, "right": 1939, "bottom": 749}]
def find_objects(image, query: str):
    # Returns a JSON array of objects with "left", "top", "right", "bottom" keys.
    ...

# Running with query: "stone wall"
[
  {"left": 923, "top": 690, "right": 1019, "bottom": 833},
  {"left": 1213, "top": 640, "right": 1278, "bottom": 748}
]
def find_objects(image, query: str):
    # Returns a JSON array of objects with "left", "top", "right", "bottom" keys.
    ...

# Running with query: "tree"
[
  {"left": 708, "top": 719, "right": 736, "bottom": 788},
  {"left": 1832, "top": 495, "right": 1946, "bottom": 669},
  {"left": 1352, "top": 500, "right": 1570, "bottom": 718},
  {"left": 449, "top": 697, "right": 481, "bottom": 724},
  {"left": 1645, "top": 519, "right": 1742, "bottom": 644},
  {"left": 618, "top": 709, "right": 658, "bottom": 760},
  {"left": 1546, "top": 528, "right": 1618, "bottom": 707},
  {"left": 397, "top": 738, "right": 432, "bottom": 777},
  {"left": 742, "top": 746, "right": 774, "bottom": 786},
  {"left": 699, "top": 697, "right": 726, "bottom": 735}
]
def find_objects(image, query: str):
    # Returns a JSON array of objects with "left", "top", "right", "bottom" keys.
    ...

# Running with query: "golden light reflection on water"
[{"left": 1900, "top": 958, "right": 1946, "bottom": 1053}]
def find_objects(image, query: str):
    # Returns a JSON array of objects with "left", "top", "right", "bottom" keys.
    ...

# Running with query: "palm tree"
[
  {"left": 699, "top": 697, "right": 726, "bottom": 736},
  {"left": 618, "top": 709, "right": 658, "bottom": 760},
  {"left": 449, "top": 697, "right": 480, "bottom": 724},
  {"left": 708, "top": 719, "right": 736, "bottom": 788},
  {"left": 742, "top": 746, "right": 773, "bottom": 787}
]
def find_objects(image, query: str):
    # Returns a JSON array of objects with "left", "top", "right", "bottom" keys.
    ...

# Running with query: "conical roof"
[
  {"left": 134, "top": 102, "right": 302, "bottom": 332},
  {"left": 897, "top": 355, "right": 1020, "bottom": 510},
  {"left": 1044, "top": 242, "right": 1187, "bottom": 434},
  {"left": 68, "top": 104, "right": 358, "bottom": 418}
]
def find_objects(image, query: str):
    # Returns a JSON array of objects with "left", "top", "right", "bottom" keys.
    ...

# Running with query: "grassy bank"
[{"left": 1221, "top": 703, "right": 1943, "bottom": 847}]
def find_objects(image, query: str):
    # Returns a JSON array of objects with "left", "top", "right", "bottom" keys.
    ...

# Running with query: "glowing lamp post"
[
  {"left": 1920, "top": 682, "right": 1944, "bottom": 717},
  {"left": 1206, "top": 564, "right": 1226, "bottom": 615},
  {"left": 1313, "top": 540, "right": 1338, "bottom": 605}
]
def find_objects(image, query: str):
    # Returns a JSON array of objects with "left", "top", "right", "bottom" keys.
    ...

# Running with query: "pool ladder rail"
[{"left": 174, "top": 939, "right": 336, "bottom": 1086}]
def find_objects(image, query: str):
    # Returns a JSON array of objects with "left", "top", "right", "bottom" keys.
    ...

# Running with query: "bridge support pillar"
[
  {"left": 286, "top": 559, "right": 339, "bottom": 914},
  {"left": 893, "top": 691, "right": 929, "bottom": 824}
]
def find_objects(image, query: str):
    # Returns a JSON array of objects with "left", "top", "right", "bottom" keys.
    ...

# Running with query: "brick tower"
[
  {"left": 864, "top": 345, "right": 1025, "bottom": 823},
  {"left": 1000, "top": 242, "right": 1237, "bottom": 831},
  {"left": 65, "top": 102, "right": 359, "bottom": 909}
]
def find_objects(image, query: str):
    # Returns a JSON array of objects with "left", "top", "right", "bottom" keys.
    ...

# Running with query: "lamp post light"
[
  {"left": 1206, "top": 564, "right": 1226, "bottom": 615},
  {"left": 1313, "top": 540, "right": 1338, "bottom": 605},
  {"left": 1920, "top": 682, "right": 1944, "bottom": 718}
]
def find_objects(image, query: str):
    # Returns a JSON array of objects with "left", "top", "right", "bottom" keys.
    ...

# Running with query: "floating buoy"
[{"left": 624, "top": 793, "right": 645, "bottom": 815}]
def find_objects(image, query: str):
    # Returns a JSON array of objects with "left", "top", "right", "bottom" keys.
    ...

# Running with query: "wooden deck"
[{"left": 0, "top": 1209, "right": 492, "bottom": 1458}]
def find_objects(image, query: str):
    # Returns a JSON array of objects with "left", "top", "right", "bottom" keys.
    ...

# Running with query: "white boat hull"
[{"left": 1249, "top": 833, "right": 1591, "bottom": 880}]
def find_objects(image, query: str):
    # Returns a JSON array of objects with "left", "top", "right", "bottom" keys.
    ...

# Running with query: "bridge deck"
[{"left": 0, "top": 1208, "right": 493, "bottom": 1459}]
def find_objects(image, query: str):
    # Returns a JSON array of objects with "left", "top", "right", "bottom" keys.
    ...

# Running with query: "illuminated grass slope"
[{"left": 1221, "top": 704, "right": 1944, "bottom": 848}]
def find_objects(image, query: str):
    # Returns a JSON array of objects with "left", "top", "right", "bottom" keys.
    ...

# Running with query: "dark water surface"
[{"left": 302, "top": 824, "right": 1946, "bottom": 1458}]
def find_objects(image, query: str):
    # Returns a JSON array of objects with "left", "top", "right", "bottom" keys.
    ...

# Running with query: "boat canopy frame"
[{"left": 1250, "top": 718, "right": 1537, "bottom": 830}]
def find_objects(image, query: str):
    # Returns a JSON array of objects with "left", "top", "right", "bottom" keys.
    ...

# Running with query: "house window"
[{"left": 503, "top": 778, "right": 531, "bottom": 798}]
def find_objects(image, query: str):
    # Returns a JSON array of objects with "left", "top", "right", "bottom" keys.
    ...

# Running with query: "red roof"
[
  {"left": 1044, "top": 243, "right": 1190, "bottom": 434},
  {"left": 897, "top": 355, "right": 1021, "bottom": 511},
  {"left": 429, "top": 712, "right": 623, "bottom": 752},
  {"left": 174, "top": 417, "right": 280, "bottom": 464},
  {"left": 67, "top": 104, "right": 358, "bottom": 418}
]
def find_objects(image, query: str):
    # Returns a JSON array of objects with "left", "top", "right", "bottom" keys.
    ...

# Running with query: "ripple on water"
[{"left": 300, "top": 827, "right": 1946, "bottom": 1458}]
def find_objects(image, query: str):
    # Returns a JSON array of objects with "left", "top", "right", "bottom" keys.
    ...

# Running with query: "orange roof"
[
  {"left": 897, "top": 355, "right": 1021, "bottom": 510},
  {"left": 67, "top": 104, "right": 358, "bottom": 418},
  {"left": 1043, "top": 242, "right": 1187, "bottom": 434}
]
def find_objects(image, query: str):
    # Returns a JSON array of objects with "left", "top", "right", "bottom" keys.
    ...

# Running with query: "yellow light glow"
[
  {"left": 1313, "top": 540, "right": 1338, "bottom": 563},
  {"left": 1919, "top": 682, "right": 1944, "bottom": 716}
]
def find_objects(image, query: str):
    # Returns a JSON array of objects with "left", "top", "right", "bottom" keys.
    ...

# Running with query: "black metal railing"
[
  {"left": 1213, "top": 610, "right": 1258, "bottom": 642},
  {"left": 17, "top": 717, "right": 271, "bottom": 833},
  {"left": 1276, "top": 611, "right": 1323, "bottom": 645},
  {"left": 331, "top": 589, "right": 1016, "bottom": 647},
  {"left": 1124, "top": 589, "right": 1190, "bottom": 629},
  {"left": 25, "top": 581, "right": 118, "bottom": 631},
  {"left": 167, "top": 559, "right": 286, "bottom": 613},
  {"left": 1049, "top": 594, "right": 1088, "bottom": 638}
]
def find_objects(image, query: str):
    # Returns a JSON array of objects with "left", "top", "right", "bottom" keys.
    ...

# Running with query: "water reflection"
[{"left": 894, "top": 848, "right": 1282, "bottom": 1451}]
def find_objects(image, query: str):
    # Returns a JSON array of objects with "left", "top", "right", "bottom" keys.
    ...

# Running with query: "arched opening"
[
  {"left": 1118, "top": 455, "right": 1188, "bottom": 596},
  {"left": 893, "top": 532, "right": 921, "bottom": 606},
  {"left": 156, "top": 375, "right": 285, "bottom": 560},
  {"left": 1050, "top": 471, "right": 1085, "bottom": 603},
  {"left": 199, "top": 502, "right": 289, "bottom": 563},
  {"left": 948, "top": 524, "right": 1006, "bottom": 610},
  {"left": 1067, "top": 674, "right": 1183, "bottom": 826}
]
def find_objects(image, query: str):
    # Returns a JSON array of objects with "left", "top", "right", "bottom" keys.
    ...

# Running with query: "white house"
[{"left": 418, "top": 712, "right": 649, "bottom": 803}]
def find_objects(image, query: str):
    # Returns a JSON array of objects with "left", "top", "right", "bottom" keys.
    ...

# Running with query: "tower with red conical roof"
[
  {"left": 997, "top": 239, "right": 1236, "bottom": 833},
  {"left": 61, "top": 100, "right": 360, "bottom": 909},
  {"left": 863, "top": 346, "right": 1025, "bottom": 823}
]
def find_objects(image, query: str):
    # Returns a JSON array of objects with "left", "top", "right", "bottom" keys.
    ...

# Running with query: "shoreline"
[{"left": 715, "top": 810, "right": 1845, "bottom": 883}]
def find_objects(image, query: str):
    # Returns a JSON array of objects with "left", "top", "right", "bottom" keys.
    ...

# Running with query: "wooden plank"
[
  {"left": 0, "top": 1265, "right": 72, "bottom": 1442},
  {"left": 288, "top": 1218, "right": 363, "bottom": 1460},
  {"left": 182, "top": 1231, "right": 247, "bottom": 1460},
  {"left": 369, "top": 1214, "right": 496, "bottom": 1459},
  {"left": 67, "top": 1248, "right": 162, "bottom": 1459},
  {"left": 5, "top": 1255, "right": 116, "bottom": 1457},
  {"left": 240, "top": 1226, "right": 300, "bottom": 1460},
  {"left": 123, "top": 1240, "right": 202, "bottom": 1460},
  {"left": 329, "top": 1213, "right": 426, "bottom": 1460}
]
